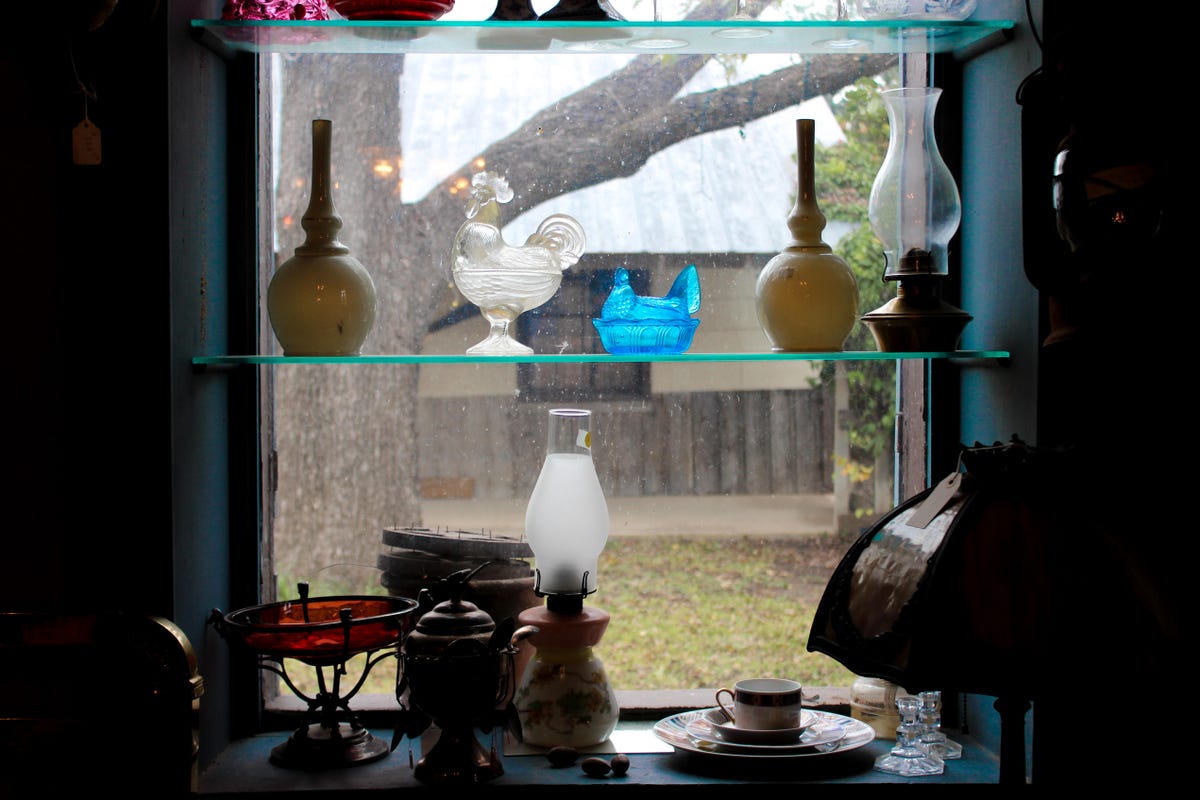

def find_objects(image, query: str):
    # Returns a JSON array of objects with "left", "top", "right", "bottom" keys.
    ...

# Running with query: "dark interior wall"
[
  {"left": 1020, "top": 1, "right": 1186, "bottom": 787},
  {"left": 3, "top": 0, "right": 241, "bottom": 768},
  {"left": 4, "top": 1, "right": 174, "bottom": 616}
]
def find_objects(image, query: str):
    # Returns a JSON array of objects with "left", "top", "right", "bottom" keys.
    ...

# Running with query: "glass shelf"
[
  {"left": 193, "top": 350, "right": 1009, "bottom": 367},
  {"left": 191, "top": 18, "right": 1014, "bottom": 58}
]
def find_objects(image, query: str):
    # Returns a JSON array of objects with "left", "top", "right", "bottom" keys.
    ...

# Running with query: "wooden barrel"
[{"left": 379, "top": 527, "right": 540, "bottom": 681}]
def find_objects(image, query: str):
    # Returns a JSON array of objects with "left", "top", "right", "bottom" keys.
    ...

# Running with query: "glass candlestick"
[
  {"left": 917, "top": 690, "right": 962, "bottom": 760},
  {"left": 874, "top": 695, "right": 944, "bottom": 776},
  {"left": 714, "top": 0, "right": 772, "bottom": 39}
]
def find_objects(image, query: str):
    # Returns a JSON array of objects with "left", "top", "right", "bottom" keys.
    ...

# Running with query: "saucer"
[
  {"left": 703, "top": 707, "right": 816, "bottom": 745},
  {"left": 674, "top": 709, "right": 855, "bottom": 756}
]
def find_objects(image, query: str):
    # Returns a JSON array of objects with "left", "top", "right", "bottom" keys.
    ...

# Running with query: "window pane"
[{"left": 264, "top": 42, "right": 900, "bottom": 699}]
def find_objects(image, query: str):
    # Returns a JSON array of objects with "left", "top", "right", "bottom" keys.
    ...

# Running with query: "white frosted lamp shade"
[{"left": 524, "top": 408, "right": 609, "bottom": 597}]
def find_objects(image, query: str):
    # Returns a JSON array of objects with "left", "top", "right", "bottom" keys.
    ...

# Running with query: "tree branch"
[{"left": 405, "top": 51, "right": 895, "bottom": 237}]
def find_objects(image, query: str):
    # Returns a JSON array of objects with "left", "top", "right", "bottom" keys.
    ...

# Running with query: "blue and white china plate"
[{"left": 656, "top": 708, "right": 874, "bottom": 759}]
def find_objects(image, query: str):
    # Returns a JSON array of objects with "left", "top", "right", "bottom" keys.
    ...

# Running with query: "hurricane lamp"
[
  {"left": 862, "top": 87, "right": 971, "bottom": 351},
  {"left": 513, "top": 408, "right": 619, "bottom": 748}
]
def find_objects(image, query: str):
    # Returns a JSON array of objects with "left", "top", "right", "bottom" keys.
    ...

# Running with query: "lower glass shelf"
[{"left": 192, "top": 350, "right": 1010, "bottom": 367}]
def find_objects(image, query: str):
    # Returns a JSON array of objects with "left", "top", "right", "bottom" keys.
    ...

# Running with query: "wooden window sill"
[{"left": 199, "top": 688, "right": 1002, "bottom": 794}]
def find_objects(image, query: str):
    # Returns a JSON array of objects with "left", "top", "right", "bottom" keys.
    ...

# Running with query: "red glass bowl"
[
  {"left": 328, "top": 0, "right": 454, "bottom": 19},
  {"left": 219, "top": 595, "right": 419, "bottom": 663}
]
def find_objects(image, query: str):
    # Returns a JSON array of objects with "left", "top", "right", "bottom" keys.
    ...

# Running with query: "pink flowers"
[{"left": 221, "top": 1, "right": 331, "bottom": 20}]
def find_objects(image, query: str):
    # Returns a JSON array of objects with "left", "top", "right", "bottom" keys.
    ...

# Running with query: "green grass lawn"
[
  {"left": 597, "top": 535, "right": 857, "bottom": 690},
  {"left": 277, "top": 533, "right": 858, "bottom": 699}
]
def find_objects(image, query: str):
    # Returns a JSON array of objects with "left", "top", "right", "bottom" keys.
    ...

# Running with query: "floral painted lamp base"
[{"left": 512, "top": 605, "right": 618, "bottom": 749}]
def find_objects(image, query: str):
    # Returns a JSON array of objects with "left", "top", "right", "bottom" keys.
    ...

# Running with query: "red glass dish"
[
  {"left": 220, "top": 595, "right": 419, "bottom": 663},
  {"left": 328, "top": 0, "right": 455, "bottom": 20}
]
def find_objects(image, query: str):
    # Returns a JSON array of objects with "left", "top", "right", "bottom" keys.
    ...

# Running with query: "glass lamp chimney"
[
  {"left": 860, "top": 86, "right": 972, "bottom": 351},
  {"left": 525, "top": 408, "right": 609, "bottom": 605},
  {"left": 868, "top": 87, "right": 962, "bottom": 279}
]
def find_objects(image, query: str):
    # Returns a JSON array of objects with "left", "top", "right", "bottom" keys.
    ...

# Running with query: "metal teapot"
[{"left": 396, "top": 563, "right": 538, "bottom": 783}]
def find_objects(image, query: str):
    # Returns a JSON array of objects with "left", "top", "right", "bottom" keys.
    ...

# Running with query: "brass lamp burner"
[{"left": 860, "top": 272, "right": 973, "bottom": 352}]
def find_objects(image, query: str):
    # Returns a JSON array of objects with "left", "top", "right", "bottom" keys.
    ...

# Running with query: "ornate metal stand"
[
  {"left": 260, "top": 640, "right": 398, "bottom": 769},
  {"left": 210, "top": 584, "right": 419, "bottom": 770}
]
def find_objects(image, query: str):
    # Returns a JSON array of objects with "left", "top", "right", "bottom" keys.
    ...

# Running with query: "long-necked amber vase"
[{"left": 755, "top": 118, "right": 859, "bottom": 352}]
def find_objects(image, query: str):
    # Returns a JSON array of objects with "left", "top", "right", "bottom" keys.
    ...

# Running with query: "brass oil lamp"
[{"left": 862, "top": 87, "right": 972, "bottom": 351}]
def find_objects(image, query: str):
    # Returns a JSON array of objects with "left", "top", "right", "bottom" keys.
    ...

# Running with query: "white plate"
[
  {"left": 655, "top": 708, "right": 875, "bottom": 759},
  {"left": 701, "top": 707, "right": 817, "bottom": 745}
]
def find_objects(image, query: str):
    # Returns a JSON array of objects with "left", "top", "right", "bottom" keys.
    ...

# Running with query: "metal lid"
[
  {"left": 403, "top": 565, "right": 499, "bottom": 657},
  {"left": 415, "top": 597, "right": 495, "bottom": 636}
]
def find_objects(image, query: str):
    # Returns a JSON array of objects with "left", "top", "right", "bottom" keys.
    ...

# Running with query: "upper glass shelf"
[
  {"left": 193, "top": 350, "right": 1009, "bottom": 367},
  {"left": 190, "top": 18, "right": 1014, "bottom": 57}
]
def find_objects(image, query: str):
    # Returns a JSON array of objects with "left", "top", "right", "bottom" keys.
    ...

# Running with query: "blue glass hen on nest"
[{"left": 593, "top": 264, "right": 701, "bottom": 355}]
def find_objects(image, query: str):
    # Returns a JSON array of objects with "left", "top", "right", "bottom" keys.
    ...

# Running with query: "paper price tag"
[
  {"left": 72, "top": 119, "right": 101, "bottom": 165},
  {"left": 906, "top": 472, "right": 963, "bottom": 529}
]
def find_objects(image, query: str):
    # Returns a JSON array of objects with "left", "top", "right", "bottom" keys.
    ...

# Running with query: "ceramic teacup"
[{"left": 715, "top": 678, "right": 803, "bottom": 730}]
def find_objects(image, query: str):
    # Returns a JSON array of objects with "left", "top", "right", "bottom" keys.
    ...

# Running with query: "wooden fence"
[{"left": 417, "top": 385, "right": 835, "bottom": 502}]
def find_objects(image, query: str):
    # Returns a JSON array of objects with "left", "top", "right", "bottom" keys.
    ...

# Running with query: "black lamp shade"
[
  {"left": 807, "top": 437, "right": 1059, "bottom": 700},
  {"left": 807, "top": 435, "right": 1185, "bottom": 785}
]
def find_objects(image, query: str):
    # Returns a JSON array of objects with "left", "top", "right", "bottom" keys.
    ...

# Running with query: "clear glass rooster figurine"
[{"left": 451, "top": 172, "right": 587, "bottom": 356}]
